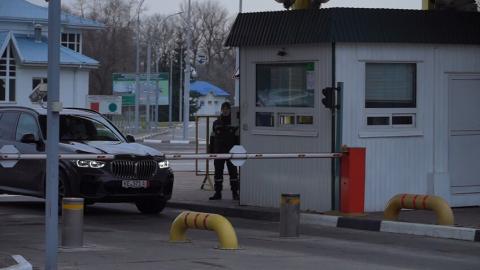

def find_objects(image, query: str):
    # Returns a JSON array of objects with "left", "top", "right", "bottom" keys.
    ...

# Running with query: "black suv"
[{"left": 0, "top": 106, "right": 173, "bottom": 214}]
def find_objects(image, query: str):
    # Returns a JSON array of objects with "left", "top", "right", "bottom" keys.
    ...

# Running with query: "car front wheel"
[{"left": 135, "top": 197, "right": 167, "bottom": 214}]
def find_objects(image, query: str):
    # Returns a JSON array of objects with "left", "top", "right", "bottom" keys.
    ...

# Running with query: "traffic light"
[{"left": 321, "top": 87, "right": 335, "bottom": 109}]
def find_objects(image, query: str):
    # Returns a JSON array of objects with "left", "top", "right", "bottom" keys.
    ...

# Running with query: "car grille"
[{"left": 110, "top": 160, "right": 158, "bottom": 179}]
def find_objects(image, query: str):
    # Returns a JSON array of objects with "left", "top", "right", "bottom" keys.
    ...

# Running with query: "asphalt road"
[{"left": 0, "top": 196, "right": 479, "bottom": 270}]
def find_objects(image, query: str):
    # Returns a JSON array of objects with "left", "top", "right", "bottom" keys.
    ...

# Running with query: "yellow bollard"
[
  {"left": 384, "top": 194, "right": 454, "bottom": 226},
  {"left": 169, "top": 211, "right": 239, "bottom": 250}
]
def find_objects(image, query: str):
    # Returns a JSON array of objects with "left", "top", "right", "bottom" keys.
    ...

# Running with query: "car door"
[
  {"left": 12, "top": 112, "right": 45, "bottom": 195},
  {"left": 0, "top": 111, "right": 20, "bottom": 192}
]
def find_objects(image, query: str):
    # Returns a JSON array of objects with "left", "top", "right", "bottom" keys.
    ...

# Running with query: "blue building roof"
[
  {"left": 0, "top": 0, "right": 103, "bottom": 29},
  {"left": 0, "top": 30, "right": 9, "bottom": 53},
  {"left": 11, "top": 33, "right": 99, "bottom": 67},
  {"left": 190, "top": 81, "right": 230, "bottom": 97}
]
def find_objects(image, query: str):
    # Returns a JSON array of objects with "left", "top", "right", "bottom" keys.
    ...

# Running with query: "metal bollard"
[
  {"left": 279, "top": 194, "right": 300, "bottom": 237},
  {"left": 62, "top": 197, "right": 84, "bottom": 248}
]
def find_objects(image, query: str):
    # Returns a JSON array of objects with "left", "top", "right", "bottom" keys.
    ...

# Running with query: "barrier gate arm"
[{"left": 165, "top": 152, "right": 342, "bottom": 161}]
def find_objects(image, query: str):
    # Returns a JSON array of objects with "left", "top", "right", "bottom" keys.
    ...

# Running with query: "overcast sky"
[{"left": 28, "top": 0, "right": 421, "bottom": 15}]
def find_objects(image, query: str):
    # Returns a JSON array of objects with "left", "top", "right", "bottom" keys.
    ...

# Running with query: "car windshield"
[{"left": 39, "top": 115, "right": 123, "bottom": 142}]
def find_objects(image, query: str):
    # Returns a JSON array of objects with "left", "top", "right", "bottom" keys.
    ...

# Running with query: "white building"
[
  {"left": 191, "top": 80, "right": 230, "bottom": 116},
  {"left": 226, "top": 8, "right": 480, "bottom": 212},
  {"left": 0, "top": 0, "right": 102, "bottom": 108}
]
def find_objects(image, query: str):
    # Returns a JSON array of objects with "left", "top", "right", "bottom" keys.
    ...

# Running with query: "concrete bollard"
[
  {"left": 280, "top": 194, "right": 300, "bottom": 237},
  {"left": 62, "top": 197, "right": 84, "bottom": 248}
]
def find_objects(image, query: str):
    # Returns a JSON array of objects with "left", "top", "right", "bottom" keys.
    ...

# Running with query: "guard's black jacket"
[{"left": 209, "top": 115, "right": 239, "bottom": 154}]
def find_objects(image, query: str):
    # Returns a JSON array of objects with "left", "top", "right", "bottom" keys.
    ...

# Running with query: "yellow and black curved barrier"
[
  {"left": 384, "top": 194, "right": 454, "bottom": 226},
  {"left": 169, "top": 211, "right": 238, "bottom": 250}
]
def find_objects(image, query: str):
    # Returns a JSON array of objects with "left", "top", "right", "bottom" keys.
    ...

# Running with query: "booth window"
[
  {"left": 256, "top": 112, "right": 274, "bottom": 127},
  {"left": 255, "top": 63, "right": 315, "bottom": 131},
  {"left": 365, "top": 63, "right": 417, "bottom": 128},
  {"left": 256, "top": 63, "right": 314, "bottom": 108}
]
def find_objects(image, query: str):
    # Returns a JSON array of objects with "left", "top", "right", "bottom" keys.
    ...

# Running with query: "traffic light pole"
[
  {"left": 330, "top": 41, "right": 338, "bottom": 211},
  {"left": 46, "top": 0, "right": 61, "bottom": 269}
]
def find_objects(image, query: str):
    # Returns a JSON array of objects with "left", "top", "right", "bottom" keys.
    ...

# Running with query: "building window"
[
  {"left": 256, "top": 112, "right": 274, "bottom": 127},
  {"left": 61, "top": 33, "right": 81, "bottom": 52},
  {"left": 254, "top": 62, "right": 316, "bottom": 131},
  {"left": 0, "top": 43, "right": 16, "bottom": 103},
  {"left": 256, "top": 63, "right": 314, "bottom": 108},
  {"left": 33, "top": 78, "right": 48, "bottom": 102},
  {"left": 365, "top": 63, "right": 417, "bottom": 128}
]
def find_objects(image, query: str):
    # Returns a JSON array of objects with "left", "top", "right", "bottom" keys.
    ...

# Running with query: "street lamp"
[
  {"left": 183, "top": 0, "right": 192, "bottom": 140},
  {"left": 134, "top": 0, "right": 145, "bottom": 134},
  {"left": 151, "top": 11, "right": 183, "bottom": 128}
]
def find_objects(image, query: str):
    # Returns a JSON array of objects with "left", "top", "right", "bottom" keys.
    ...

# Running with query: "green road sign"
[{"left": 122, "top": 95, "right": 135, "bottom": 106}]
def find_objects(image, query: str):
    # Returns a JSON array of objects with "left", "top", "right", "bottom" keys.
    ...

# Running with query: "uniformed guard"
[{"left": 208, "top": 102, "right": 239, "bottom": 200}]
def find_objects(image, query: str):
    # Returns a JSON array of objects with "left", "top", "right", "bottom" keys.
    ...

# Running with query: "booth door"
[{"left": 448, "top": 76, "right": 480, "bottom": 195}]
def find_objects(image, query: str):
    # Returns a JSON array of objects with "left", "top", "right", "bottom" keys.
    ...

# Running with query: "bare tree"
[
  {"left": 197, "top": 1, "right": 229, "bottom": 72},
  {"left": 66, "top": 0, "right": 236, "bottom": 97},
  {"left": 70, "top": 0, "right": 139, "bottom": 95},
  {"left": 142, "top": 14, "right": 177, "bottom": 72}
]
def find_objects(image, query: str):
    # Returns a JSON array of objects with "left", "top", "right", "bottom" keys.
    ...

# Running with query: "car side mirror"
[
  {"left": 20, "top": 133, "right": 37, "bottom": 144},
  {"left": 126, "top": 135, "right": 136, "bottom": 143}
]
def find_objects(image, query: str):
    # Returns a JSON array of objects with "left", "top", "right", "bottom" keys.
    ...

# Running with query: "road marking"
[{"left": 170, "top": 140, "right": 191, "bottom": 144}]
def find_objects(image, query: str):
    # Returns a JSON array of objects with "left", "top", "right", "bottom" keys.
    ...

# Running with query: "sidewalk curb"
[
  {"left": 143, "top": 139, "right": 206, "bottom": 145},
  {"left": 166, "top": 202, "right": 480, "bottom": 242},
  {"left": 0, "top": 255, "right": 32, "bottom": 270},
  {"left": 301, "top": 213, "right": 480, "bottom": 242},
  {"left": 133, "top": 128, "right": 171, "bottom": 141}
]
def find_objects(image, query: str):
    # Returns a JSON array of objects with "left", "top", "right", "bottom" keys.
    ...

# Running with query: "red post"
[{"left": 340, "top": 147, "right": 366, "bottom": 214}]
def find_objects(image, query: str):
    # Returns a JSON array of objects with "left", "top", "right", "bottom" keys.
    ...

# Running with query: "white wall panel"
[
  {"left": 13, "top": 66, "right": 89, "bottom": 108},
  {"left": 239, "top": 42, "right": 480, "bottom": 212},
  {"left": 337, "top": 43, "right": 480, "bottom": 211},
  {"left": 240, "top": 44, "right": 332, "bottom": 212},
  {"left": 434, "top": 46, "right": 480, "bottom": 206}
]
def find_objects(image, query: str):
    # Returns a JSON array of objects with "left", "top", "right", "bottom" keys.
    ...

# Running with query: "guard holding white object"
[{"left": 209, "top": 102, "right": 239, "bottom": 200}]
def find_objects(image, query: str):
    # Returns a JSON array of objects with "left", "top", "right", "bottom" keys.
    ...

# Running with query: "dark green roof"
[{"left": 225, "top": 8, "right": 480, "bottom": 47}]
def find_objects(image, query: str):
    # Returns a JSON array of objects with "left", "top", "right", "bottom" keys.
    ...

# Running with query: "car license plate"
[{"left": 121, "top": 180, "right": 149, "bottom": 188}]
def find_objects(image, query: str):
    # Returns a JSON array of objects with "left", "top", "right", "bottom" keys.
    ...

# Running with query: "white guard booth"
[{"left": 226, "top": 8, "right": 480, "bottom": 212}]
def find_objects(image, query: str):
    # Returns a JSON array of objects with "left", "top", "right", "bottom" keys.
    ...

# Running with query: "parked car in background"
[{"left": 0, "top": 106, "right": 173, "bottom": 214}]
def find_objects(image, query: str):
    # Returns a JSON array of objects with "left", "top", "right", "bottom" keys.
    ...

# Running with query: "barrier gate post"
[
  {"left": 61, "top": 198, "right": 84, "bottom": 248},
  {"left": 340, "top": 148, "right": 366, "bottom": 214},
  {"left": 280, "top": 194, "right": 300, "bottom": 237}
]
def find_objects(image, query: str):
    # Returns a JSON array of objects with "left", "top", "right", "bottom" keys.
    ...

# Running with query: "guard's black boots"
[
  {"left": 232, "top": 191, "right": 239, "bottom": 201},
  {"left": 209, "top": 192, "right": 222, "bottom": 200}
]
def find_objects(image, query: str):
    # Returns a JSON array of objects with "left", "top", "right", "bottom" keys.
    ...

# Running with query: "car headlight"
[
  {"left": 75, "top": 160, "right": 106, "bottom": 169},
  {"left": 158, "top": 160, "right": 170, "bottom": 169}
]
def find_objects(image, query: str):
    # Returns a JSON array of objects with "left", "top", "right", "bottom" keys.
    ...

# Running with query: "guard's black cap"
[{"left": 221, "top": 102, "right": 231, "bottom": 110}]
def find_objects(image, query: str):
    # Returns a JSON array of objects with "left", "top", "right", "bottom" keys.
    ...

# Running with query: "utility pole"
[
  {"left": 146, "top": 43, "right": 151, "bottom": 130},
  {"left": 183, "top": 0, "right": 192, "bottom": 140},
  {"left": 46, "top": 0, "right": 61, "bottom": 269},
  {"left": 179, "top": 44, "right": 183, "bottom": 123},
  {"left": 235, "top": 0, "right": 242, "bottom": 106},
  {"left": 153, "top": 12, "right": 182, "bottom": 129},
  {"left": 134, "top": 0, "right": 145, "bottom": 133},
  {"left": 169, "top": 56, "right": 173, "bottom": 128}
]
